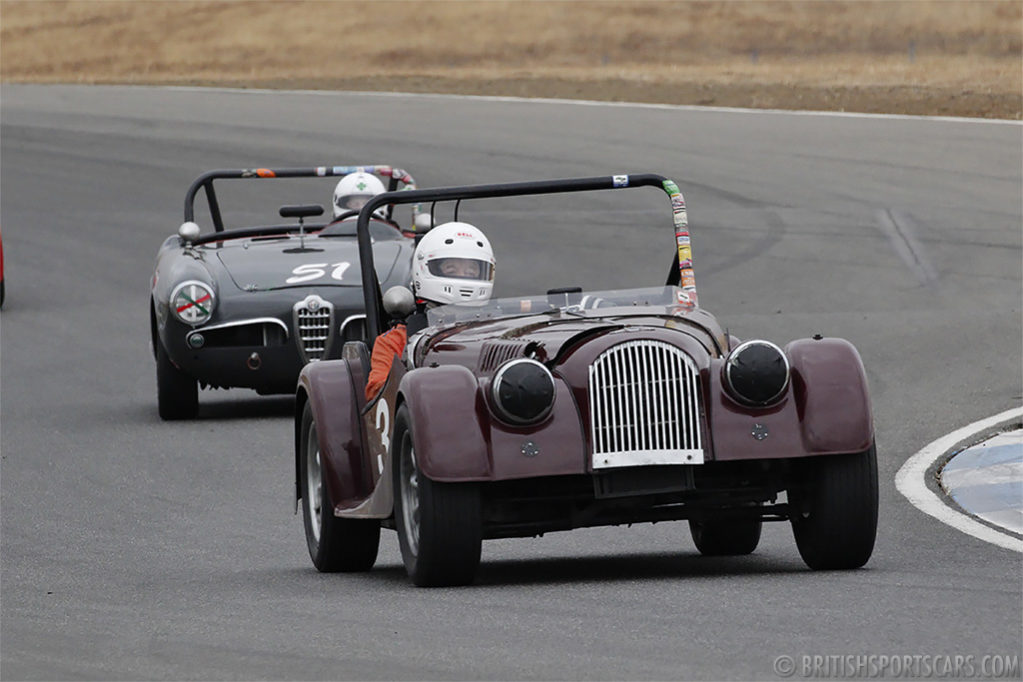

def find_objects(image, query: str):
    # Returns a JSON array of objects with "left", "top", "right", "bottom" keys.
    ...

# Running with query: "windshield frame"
[{"left": 425, "top": 285, "right": 690, "bottom": 326}]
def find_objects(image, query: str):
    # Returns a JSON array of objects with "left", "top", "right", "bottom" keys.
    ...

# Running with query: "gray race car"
[{"left": 150, "top": 165, "right": 423, "bottom": 420}]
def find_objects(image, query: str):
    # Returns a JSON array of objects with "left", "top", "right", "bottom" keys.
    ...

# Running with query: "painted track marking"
[
  {"left": 895, "top": 407, "right": 1023, "bottom": 552},
  {"left": 148, "top": 85, "right": 1023, "bottom": 124}
]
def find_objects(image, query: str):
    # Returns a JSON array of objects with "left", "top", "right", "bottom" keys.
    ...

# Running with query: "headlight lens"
[
  {"left": 491, "top": 359, "right": 556, "bottom": 425},
  {"left": 170, "top": 280, "right": 216, "bottom": 326},
  {"left": 723, "top": 340, "right": 790, "bottom": 406}
]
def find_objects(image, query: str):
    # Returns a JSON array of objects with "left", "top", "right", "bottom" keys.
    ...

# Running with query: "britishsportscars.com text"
[{"left": 772, "top": 654, "right": 1020, "bottom": 679}]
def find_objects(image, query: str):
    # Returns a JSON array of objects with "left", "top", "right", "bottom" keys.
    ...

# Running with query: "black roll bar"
[
  {"left": 356, "top": 174, "right": 674, "bottom": 344},
  {"left": 182, "top": 166, "right": 419, "bottom": 233}
]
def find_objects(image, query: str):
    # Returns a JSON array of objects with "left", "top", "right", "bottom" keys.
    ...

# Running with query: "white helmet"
[
  {"left": 332, "top": 172, "right": 386, "bottom": 219},
  {"left": 412, "top": 222, "right": 495, "bottom": 305}
]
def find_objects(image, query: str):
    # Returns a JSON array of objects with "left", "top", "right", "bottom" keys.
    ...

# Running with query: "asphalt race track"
[{"left": 2, "top": 85, "right": 1020, "bottom": 681}]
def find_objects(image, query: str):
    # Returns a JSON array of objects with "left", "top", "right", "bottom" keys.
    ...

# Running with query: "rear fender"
[
  {"left": 398, "top": 365, "right": 490, "bottom": 480},
  {"left": 295, "top": 359, "right": 370, "bottom": 510}
]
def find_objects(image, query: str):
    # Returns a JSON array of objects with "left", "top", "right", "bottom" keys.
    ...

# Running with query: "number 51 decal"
[{"left": 285, "top": 262, "right": 352, "bottom": 284}]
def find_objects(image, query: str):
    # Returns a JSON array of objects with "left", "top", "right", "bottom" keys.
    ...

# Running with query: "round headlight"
[
  {"left": 723, "top": 340, "right": 790, "bottom": 406},
  {"left": 170, "top": 280, "right": 216, "bottom": 326},
  {"left": 491, "top": 359, "right": 556, "bottom": 425}
]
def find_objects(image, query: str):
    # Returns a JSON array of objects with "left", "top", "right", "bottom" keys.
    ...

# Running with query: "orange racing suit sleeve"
[{"left": 365, "top": 324, "right": 407, "bottom": 401}]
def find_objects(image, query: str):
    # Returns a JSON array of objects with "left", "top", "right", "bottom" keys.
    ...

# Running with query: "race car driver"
[
  {"left": 331, "top": 171, "right": 386, "bottom": 219},
  {"left": 365, "top": 221, "right": 495, "bottom": 400}
]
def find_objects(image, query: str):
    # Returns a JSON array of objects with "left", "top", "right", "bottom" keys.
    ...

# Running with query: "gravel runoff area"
[{"left": 1, "top": 1, "right": 1020, "bottom": 119}]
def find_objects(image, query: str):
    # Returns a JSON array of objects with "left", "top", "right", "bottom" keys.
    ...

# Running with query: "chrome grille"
[
  {"left": 293, "top": 295, "right": 334, "bottom": 363},
  {"left": 588, "top": 339, "right": 704, "bottom": 468}
]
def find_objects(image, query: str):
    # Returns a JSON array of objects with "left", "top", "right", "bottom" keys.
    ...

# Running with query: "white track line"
[
  {"left": 132, "top": 85, "right": 1020, "bottom": 125},
  {"left": 895, "top": 407, "right": 1023, "bottom": 552}
]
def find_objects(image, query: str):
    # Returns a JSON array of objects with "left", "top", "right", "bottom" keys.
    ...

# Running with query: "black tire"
[
  {"left": 790, "top": 443, "right": 879, "bottom": 570},
  {"left": 299, "top": 402, "right": 380, "bottom": 572},
  {"left": 392, "top": 404, "right": 482, "bottom": 587},
  {"left": 156, "top": 341, "right": 198, "bottom": 420},
  {"left": 689, "top": 517, "right": 763, "bottom": 556}
]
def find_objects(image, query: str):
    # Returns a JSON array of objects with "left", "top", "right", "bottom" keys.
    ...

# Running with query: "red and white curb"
[{"left": 895, "top": 407, "right": 1023, "bottom": 552}]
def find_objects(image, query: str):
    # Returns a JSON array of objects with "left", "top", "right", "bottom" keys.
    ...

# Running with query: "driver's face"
[
  {"left": 440, "top": 258, "right": 481, "bottom": 278},
  {"left": 345, "top": 197, "right": 369, "bottom": 210}
]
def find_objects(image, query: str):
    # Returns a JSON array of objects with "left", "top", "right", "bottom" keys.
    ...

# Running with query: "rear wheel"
[
  {"left": 689, "top": 517, "right": 762, "bottom": 556},
  {"left": 392, "top": 404, "right": 482, "bottom": 587},
  {"left": 790, "top": 443, "right": 878, "bottom": 570},
  {"left": 300, "top": 402, "right": 380, "bottom": 572},
  {"left": 156, "top": 341, "right": 198, "bottom": 420}
]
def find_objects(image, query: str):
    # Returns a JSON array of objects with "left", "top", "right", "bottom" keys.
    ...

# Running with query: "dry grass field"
[{"left": 1, "top": 0, "right": 1020, "bottom": 118}]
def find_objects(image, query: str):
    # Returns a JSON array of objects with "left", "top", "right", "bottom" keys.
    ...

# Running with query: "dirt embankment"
[{"left": 1, "top": 1, "right": 1020, "bottom": 119}]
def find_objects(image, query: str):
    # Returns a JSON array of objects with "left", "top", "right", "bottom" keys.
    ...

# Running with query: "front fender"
[
  {"left": 152, "top": 247, "right": 216, "bottom": 329},
  {"left": 786, "top": 337, "right": 873, "bottom": 454},
  {"left": 295, "top": 359, "right": 370, "bottom": 509},
  {"left": 706, "top": 337, "right": 872, "bottom": 460},
  {"left": 398, "top": 365, "right": 587, "bottom": 481},
  {"left": 152, "top": 250, "right": 218, "bottom": 366},
  {"left": 398, "top": 365, "right": 489, "bottom": 481}
]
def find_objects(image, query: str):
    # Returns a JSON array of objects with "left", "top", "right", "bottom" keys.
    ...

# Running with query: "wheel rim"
[
  {"left": 399, "top": 433, "right": 420, "bottom": 556},
  {"left": 305, "top": 420, "right": 323, "bottom": 544}
]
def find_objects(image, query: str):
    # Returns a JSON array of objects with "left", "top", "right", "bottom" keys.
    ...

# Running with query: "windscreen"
[{"left": 426, "top": 285, "right": 687, "bottom": 325}]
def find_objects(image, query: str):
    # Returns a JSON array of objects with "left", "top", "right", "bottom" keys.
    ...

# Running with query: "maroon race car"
[{"left": 294, "top": 174, "right": 878, "bottom": 587}]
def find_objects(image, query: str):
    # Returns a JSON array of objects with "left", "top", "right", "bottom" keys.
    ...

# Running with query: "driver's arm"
[{"left": 365, "top": 324, "right": 407, "bottom": 401}]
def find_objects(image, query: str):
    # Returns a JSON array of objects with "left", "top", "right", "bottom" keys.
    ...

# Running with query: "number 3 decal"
[
  {"left": 286, "top": 262, "right": 352, "bottom": 284},
  {"left": 375, "top": 398, "right": 390, "bottom": 474}
]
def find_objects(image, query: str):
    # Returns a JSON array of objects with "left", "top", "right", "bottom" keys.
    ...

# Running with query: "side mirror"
[
  {"left": 382, "top": 286, "right": 416, "bottom": 319},
  {"left": 178, "top": 221, "right": 201, "bottom": 244},
  {"left": 413, "top": 212, "right": 434, "bottom": 233}
]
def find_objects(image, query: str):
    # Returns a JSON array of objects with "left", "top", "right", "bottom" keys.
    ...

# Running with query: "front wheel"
[
  {"left": 300, "top": 402, "right": 380, "bottom": 572},
  {"left": 689, "top": 517, "right": 762, "bottom": 556},
  {"left": 156, "top": 341, "right": 198, "bottom": 420},
  {"left": 790, "top": 443, "right": 878, "bottom": 570},
  {"left": 392, "top": 404, "right": 482, "bottom": 587}
]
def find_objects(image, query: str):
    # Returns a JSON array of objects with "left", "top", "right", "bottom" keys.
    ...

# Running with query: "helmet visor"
[
  {"left": 337, "top": 194, "right": 373, "bottom": 211},
  {"left": 426, "top": 257, "right": 493, "bottom": 281}
]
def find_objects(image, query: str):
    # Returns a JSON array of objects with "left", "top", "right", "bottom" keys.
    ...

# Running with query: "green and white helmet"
[{"left": 332, "top": 172, "right": 386, "bottom": 219}]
